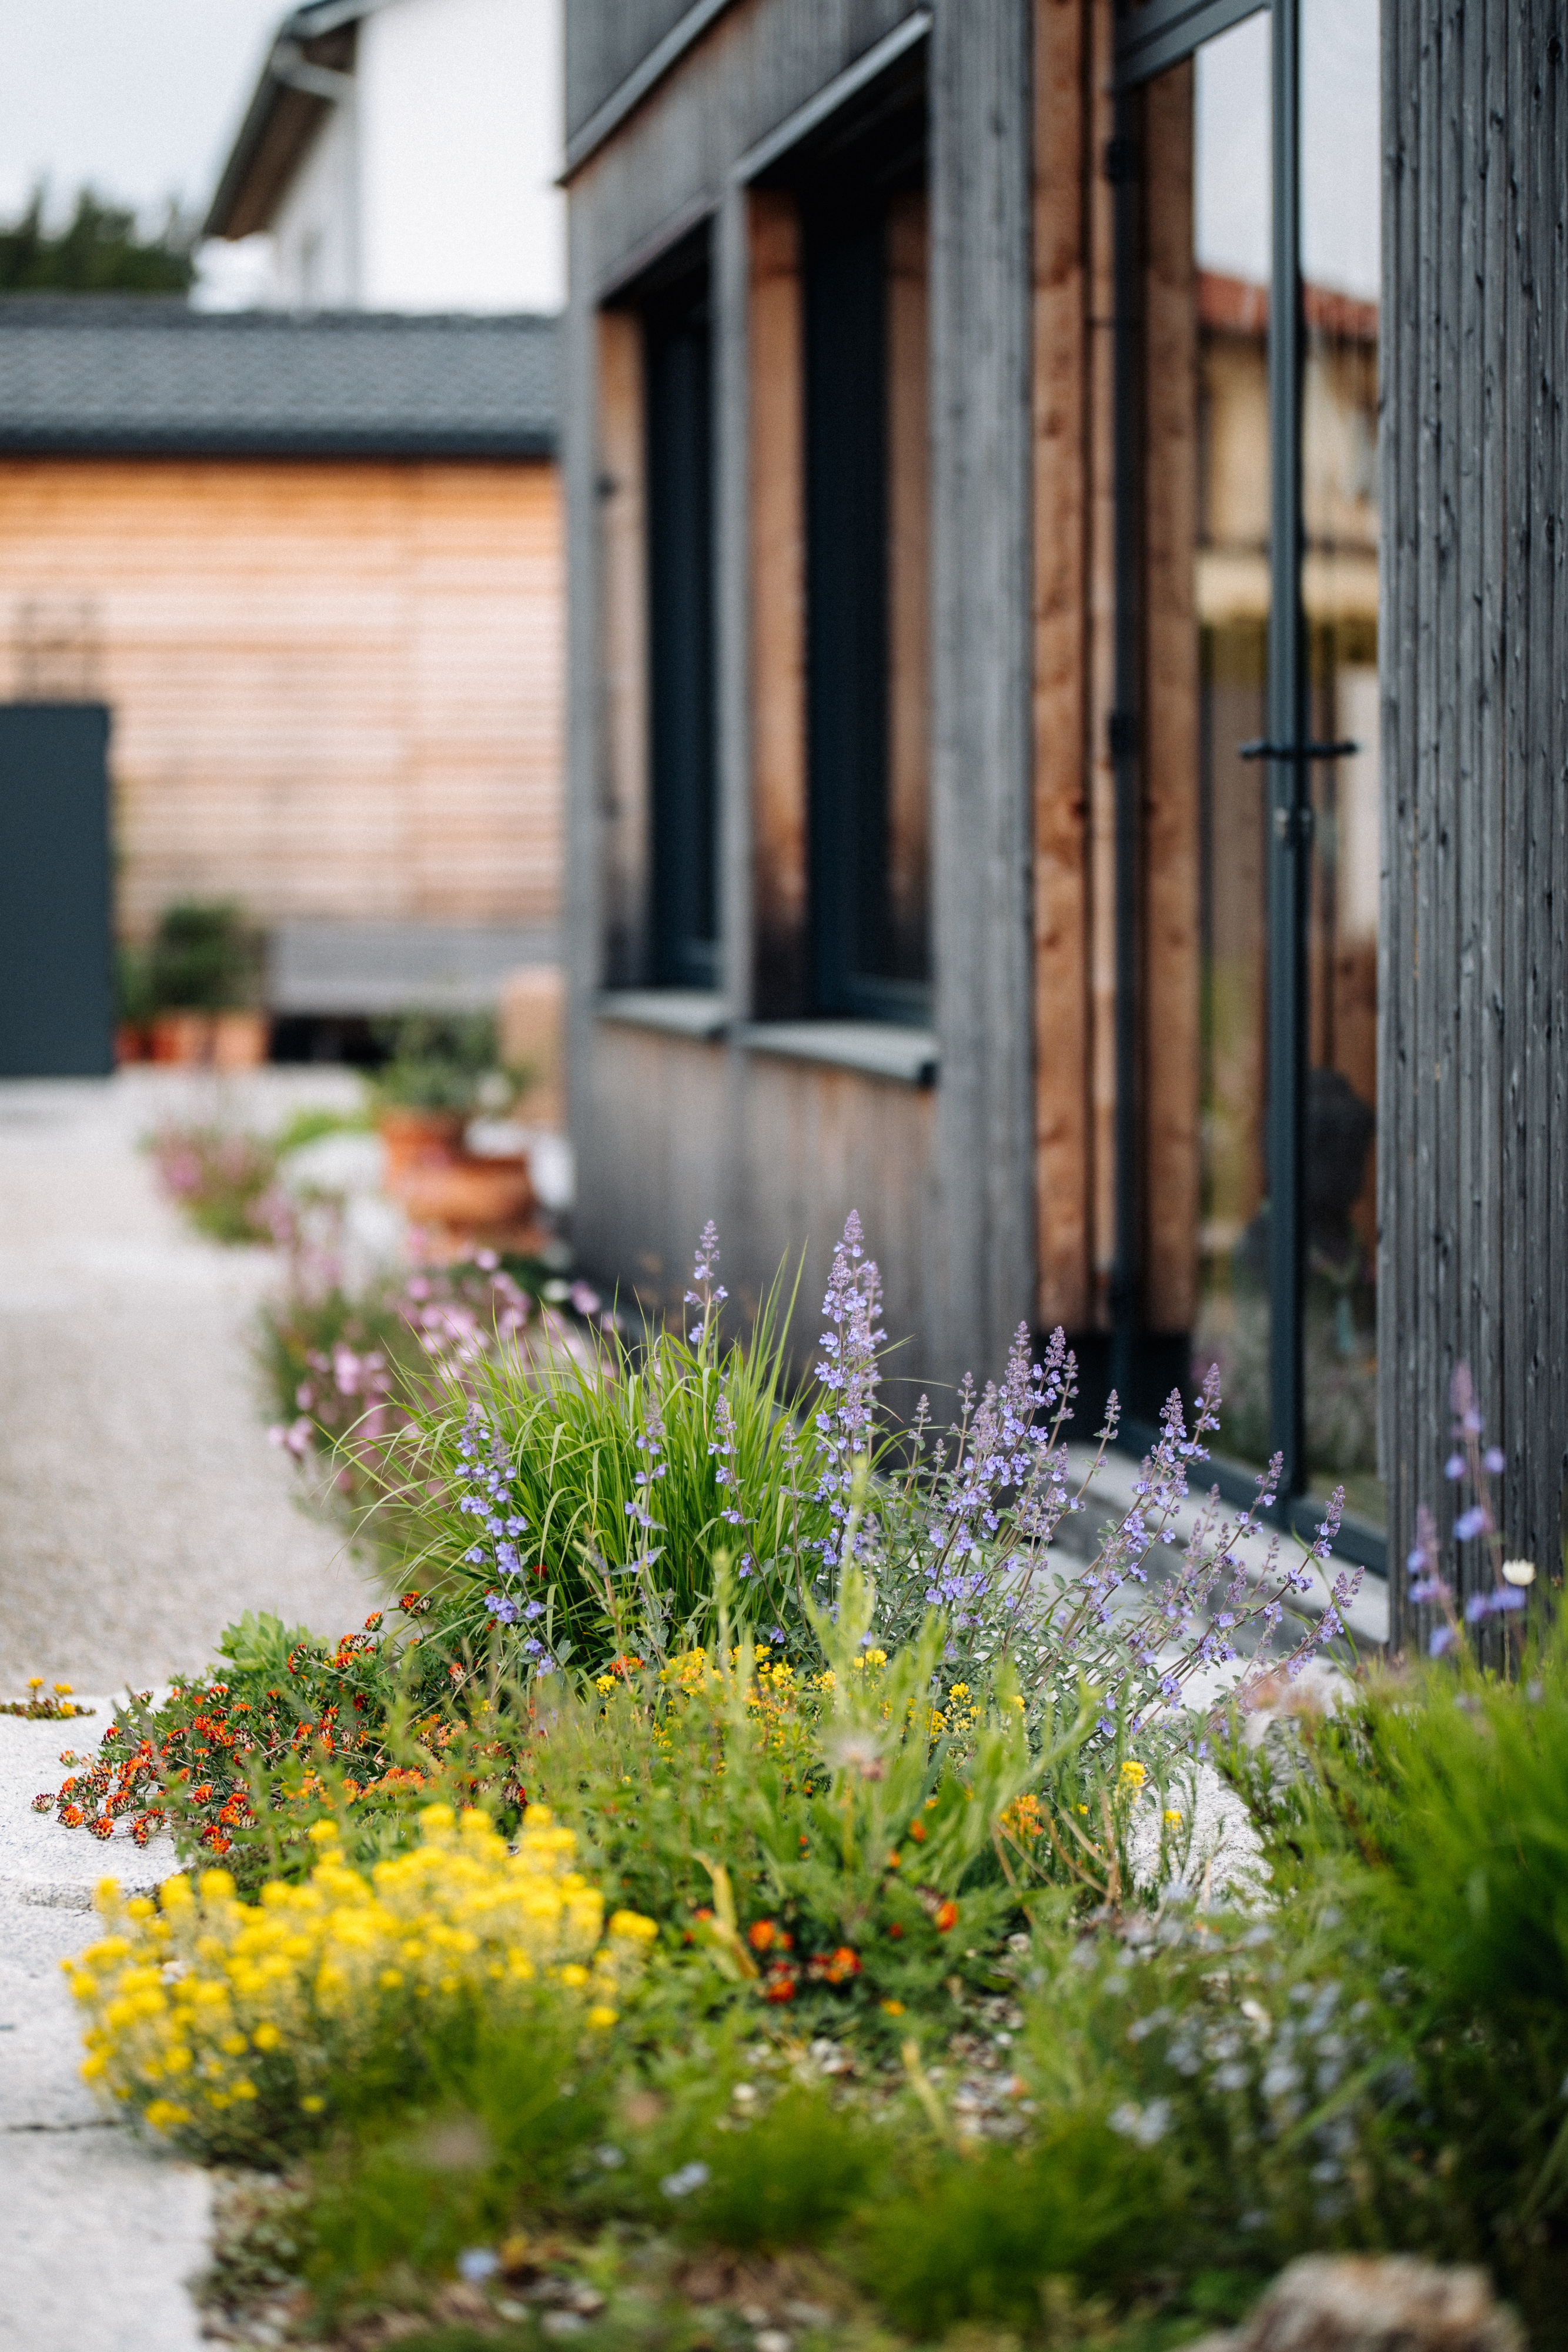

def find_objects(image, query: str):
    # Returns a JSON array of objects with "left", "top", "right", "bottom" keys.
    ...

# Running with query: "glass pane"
[
  {"left": 1182, "top": 13, "right": 1274, "bottom": 1472},
  {"left": 1302, "top": 0, "right": 1382, "bottom": 1525}
]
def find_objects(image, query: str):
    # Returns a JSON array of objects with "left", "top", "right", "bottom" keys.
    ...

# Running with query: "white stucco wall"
[
  {"left": 357, "top": 0, "right": 564, "bottom": 311},
  {"left": 269, "top": 101, "right": 359, "bottom": 306}
]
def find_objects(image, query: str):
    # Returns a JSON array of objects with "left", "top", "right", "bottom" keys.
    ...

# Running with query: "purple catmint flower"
[
  {"left": 484, "top": 1593, "right": 520, "bottom": 1625},
  {"left": 684, "top": 1220, "right": 728, "bottom": 1347},
  {"left": 1483, "top": 1446, "right": 1506, "bottom": 1476},
  {"left": 1429, "top": 1625, "right": 1457, "bottom": 1657},
  {"left": 1454, "top": 1505, "right": 1489, "bottom": 1543},
  {"left": 812, "top": 1212, "right": 885, "bottom": 1572},
  {"left": 1444, "top": 1452, "right": 1465, "bottom": 1482}
]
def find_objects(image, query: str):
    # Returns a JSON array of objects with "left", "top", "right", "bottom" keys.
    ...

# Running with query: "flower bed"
[{"left": 48, "top": 1218, "right": 1566, "bottom": 2346}]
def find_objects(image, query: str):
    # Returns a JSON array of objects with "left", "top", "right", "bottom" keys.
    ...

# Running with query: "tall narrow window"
[
  {"left": 643, "top": 243, "right": 718, "bottom": 987},
  {"left": 1113, "top": 0, "right": 1384, "bottom": 1561},
  {"left": 798, "top": 74, "right": 930, "bottom": 1024}
]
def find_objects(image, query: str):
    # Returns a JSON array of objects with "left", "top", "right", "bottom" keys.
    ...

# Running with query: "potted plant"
[
  {"left": 373, "top": 1012, "right": 537, "bottom": 1240},
  {"left": 146, "top": 901, "right": 268, "bottom": 1065}
]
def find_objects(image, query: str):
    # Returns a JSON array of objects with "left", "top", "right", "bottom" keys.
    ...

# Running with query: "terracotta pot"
[
  {"left": 149, "top": 1011, "right": 214, "bottom": 1064},
  {"left": 396, "top": 1154, "right": 535, "bottom": 1230},
  {"left": 212, "top": 1011, "right": 270, "bottom": 1068},
  {"left": 377, "top": 1107, "right": 467, "bottom": 1187}
]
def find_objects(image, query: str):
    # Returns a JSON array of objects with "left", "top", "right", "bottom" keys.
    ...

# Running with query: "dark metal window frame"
[
  {"left": 1111, "top": 0, "right": 1384, "bottom": 1574},
  {"left": 753, "top": 33, "right": 934, "bottom": 1028}
]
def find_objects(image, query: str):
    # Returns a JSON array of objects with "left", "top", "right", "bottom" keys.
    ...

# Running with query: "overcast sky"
[{"left": 0, "top": 0, "right": 285, "bottom": 228}]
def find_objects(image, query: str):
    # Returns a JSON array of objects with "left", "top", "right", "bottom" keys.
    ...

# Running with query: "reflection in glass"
[
  {"left": 1184, "top": 15, "right": 1273, "bottom": 1471},
  {"left": 1302, "top": 0, "right": 1382, "bottom": 1524}
]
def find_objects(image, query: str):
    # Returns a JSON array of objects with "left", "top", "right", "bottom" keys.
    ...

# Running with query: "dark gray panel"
[{"left": 0, "top": 704, "right": 113, "bottom": 1078}]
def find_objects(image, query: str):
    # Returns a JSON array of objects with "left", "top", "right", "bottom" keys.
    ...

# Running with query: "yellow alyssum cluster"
[{"left": 67, "top": 1803, "right": 656, "bottom": 2147}]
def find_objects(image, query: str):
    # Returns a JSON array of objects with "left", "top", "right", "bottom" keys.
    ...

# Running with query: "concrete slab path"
[{"left": 0, "top": 1073, "right": 377, "bottom": 2350}]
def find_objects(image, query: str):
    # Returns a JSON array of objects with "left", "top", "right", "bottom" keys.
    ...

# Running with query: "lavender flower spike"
[{"left": 684, "top": 1218, "right": 728, "bottom": 1349}]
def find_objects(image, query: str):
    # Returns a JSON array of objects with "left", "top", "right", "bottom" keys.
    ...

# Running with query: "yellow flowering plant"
[{"left": 68, "top": 1802, "right": 656, "bottom": 2161}]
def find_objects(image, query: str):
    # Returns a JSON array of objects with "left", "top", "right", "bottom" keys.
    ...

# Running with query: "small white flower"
[
  {"left": 660, "top": 2160, "right": 710, "bottom": 2199},
  {"left": 458, "top": 2249, "right": 500, "bottom": 2283},
  {"left": 1502, "top": 1558, "right": 1536, "bottom": 1587}
]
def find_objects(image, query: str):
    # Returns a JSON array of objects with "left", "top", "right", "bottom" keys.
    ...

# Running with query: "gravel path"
[{"left": 0, "top": 1072, "right": 376, "bottom": 2350}]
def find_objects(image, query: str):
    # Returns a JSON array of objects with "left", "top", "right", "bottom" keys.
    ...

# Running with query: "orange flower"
[
  {"left": 61, "top": 1804, "right": 83, "bottom": 1828},
  {"left": 908, "top": 1820, "right": 927, "bottom": 1844},
  {"left": 762, "top": 1965, "right": 798, "bottom": 2003},
  {"left": 934, "top": 1899, "right": 959, "bottom": 1932},
  {"left": 747, "top": 1919, "right": 778, "bottom": 1952},
  {"left": 809, "top": 1946, "right": 862, "bottom": 1986},
  {"left": 887, "top": 1922, "right": 904, "bottom": 1940}
]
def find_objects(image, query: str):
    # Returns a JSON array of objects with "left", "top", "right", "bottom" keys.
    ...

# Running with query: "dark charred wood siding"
[{"left": 1382, "top": 0, "right": 1568, "bottom": 1645}]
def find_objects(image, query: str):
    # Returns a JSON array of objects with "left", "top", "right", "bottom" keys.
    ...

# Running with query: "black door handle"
[{"left": 1238, "top": 738, "right": 1362, "bottom": 761}]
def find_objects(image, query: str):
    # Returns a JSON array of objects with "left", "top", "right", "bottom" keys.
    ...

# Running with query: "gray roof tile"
[{"left": 0, "top": 299, "right": 558, "bottom": 457}]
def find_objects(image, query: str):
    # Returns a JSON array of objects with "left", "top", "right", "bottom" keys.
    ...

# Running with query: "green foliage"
[
  {"left": 308, "top": 2015, "right": 614, "bottom": 2304},
  {"left": 216, "top": 1611, "right": 314, "bottom": 1678},
  {"left": 372, "top": 1012, "right": 529, "bottom": 1115},
  {"left": 377, "top": 1269, "right": 831, "bottom": 1661},
  {"left": 148, "top": 900, "right": 261, "bottom": 1012},
  {"left": 855, "top": 2113, "right": 1176, "bottom": 2336},
  {"left": 0, "top": 186, "right": 193, "bottom": 292},
  {"left": 272, "top": 1102, "right": 375, "bottom": 1157},
  {"left": 678, "top": 2087, "right": 882, "bottom": 2251},
  {"left": 115, "top": 940, "right": 156, "bottom": 1026}
]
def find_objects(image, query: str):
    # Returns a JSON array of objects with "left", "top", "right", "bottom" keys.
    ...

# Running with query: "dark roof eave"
[
  {"left": 204, "top": 13, "right": 357, "bottom": 239},
  {"left": 0, "top": 430, "right": 558, "bottom": 462}
]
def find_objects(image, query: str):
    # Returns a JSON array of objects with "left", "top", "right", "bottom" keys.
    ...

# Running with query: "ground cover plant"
[
  {"left": 1, "top": 1676, "right": 91, "bottom": 1720},
  {"left": 145, "top": 1120, "right": 284, "bottom": 1243},
  {"left": 145, "top": 1102, "right": 370, "bottom": 1247}
]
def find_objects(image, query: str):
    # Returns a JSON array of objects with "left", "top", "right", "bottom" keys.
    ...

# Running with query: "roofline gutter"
[
  {"left": 204, "top": 2, "right": 389, "bottom": 239},
  {"left": 0, "top": 429, "right": 559, "bottom": 463}
]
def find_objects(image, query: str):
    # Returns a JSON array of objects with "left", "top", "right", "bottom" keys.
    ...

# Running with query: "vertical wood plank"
[
  {"left": 887, "top": 188, "right": 933, "bottom": 987},
  {"left": 1031, "top": 0, "right": 1091, "bottom": 1335},
  {"left": 1140, "top": 59, "right": 1201, "bottom": 1336},
  {"left": 929, "top": 0, "right": 1037, "bottom": 1382},
  {"left": 747, "top": 187, "right": 809, "bottom": 1019},
  {"left": 597, "top": 309, "right": 650, "bottom": 987},
  {"left": 1086, "top": 0, "right": 1119, "bottom": 1332}
]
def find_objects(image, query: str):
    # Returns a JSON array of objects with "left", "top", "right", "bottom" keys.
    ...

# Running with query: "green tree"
[{"left": 0, "top": 186, "right": 193, "bottom": 293}]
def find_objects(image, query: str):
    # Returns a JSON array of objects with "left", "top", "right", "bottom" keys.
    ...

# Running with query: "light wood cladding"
[
  {"left": 0, "top": 456, "right": 561, "bottom": 941},
  {"left": 886, "top": 187, "right": 931, "bottom": 982},
  {"left": 748, "top": 188, "right": 808, "bottom": 1017},
  {"left": 596, "top": 308, "right": 650, "bottom": 985},
  {"left": 1031, "top": 0, "right": 1090, "bottom": 1333},
  {"left": 1086, "top": 0, "right": 1119, "bottom": 1329},
  {"left": 1140, "top": 62, "right": 1201, "bottom": 1334}
]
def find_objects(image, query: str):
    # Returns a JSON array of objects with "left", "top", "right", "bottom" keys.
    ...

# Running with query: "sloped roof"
[
  {"left": 205, "top": 3, "right": 373, "bottom": 239},
  {"left": 0, "top": 300, "right": 558, "bottom": 459}
]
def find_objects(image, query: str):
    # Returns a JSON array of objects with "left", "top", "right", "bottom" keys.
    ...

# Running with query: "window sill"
[
  {"left": 733, "top": 1020, "right": 939, "bottom": 1086},
  {"left": 594, "top": 989, "right": 729, "bottom": 1041}
]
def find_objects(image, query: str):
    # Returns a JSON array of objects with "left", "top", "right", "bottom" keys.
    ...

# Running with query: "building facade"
[
  {"left": 561, "top": 0, "right": 1565, "bottom": 1628},
  {"left": 203, "top": 0, "right": 565, "bottom": 313},
  {"left": 0, "top": 302, "right": 562, "bottom": 1041}
]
